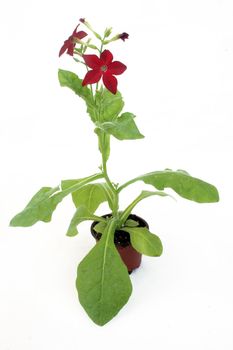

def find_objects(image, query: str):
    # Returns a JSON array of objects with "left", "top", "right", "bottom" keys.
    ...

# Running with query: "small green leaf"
[
  {"left": 124, "top": 219, "right": 139, "bottom": 227},
  {"left": 58, "top": 69, "right": 92, "bottom": 102},
  {"left": 123, "top": 227, "right": 163, "bottom": 257},
  {"left": 76, "top": 219, "right": 132, "bottom": 326},
  {"left": 71, "top": 183, "right": 107, "bottom": 211},
  {"left": 58, "top": 69, "right": 97, "bottom": 122},
  {"left": 66, "top": 205, "right": 105, "bottom": 237},
  {"left": 94, "top": 88, "right": 124, "bottom": 122},
  {"left": 119, "top": 170, "right": 219, "bottom": 203},
  {"left": 95, "top": 128, "right": 111, "bottom": 163},
  {"left": 98, "top": 112, "right": 144, "bottom": 140},
  {"left": 66, "top": 182, "right": 109, "bottom": 236},
  {"left": 94, "top": 221, "right": 107, "bottom": 233},
  {"left": 119, "top": 190, "right": 172, "bottom": 226}
]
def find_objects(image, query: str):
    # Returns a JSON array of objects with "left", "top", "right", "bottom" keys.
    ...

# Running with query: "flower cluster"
[{"left": 59, "top": 19, "right": 129, "bottom": 94}]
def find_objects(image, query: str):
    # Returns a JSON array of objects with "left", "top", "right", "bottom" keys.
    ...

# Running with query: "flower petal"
[
  {"left": 74, "top": 31, "right": 87, "bottom": 40},
  {"left": 66, "top": 42, "right": 75, "bottom": 56},
  {"left": 102, "top": 73, "right": 117, "bottom": 94},
  {"left": 100, "top": 50, "right": 113, "bottom": 65},
  {"left": 83, "top": 54, "right": 101, "bottom": 69},
  {"left": 72, "top": 24, "right": 80, "bottom": 35},
  {"left": 82, "top": 69, "right": 102, "bottom": 86},
  {"left": 59, "top": 40, "right": 71, "bottom": 57},
  {"left": 107, "top": 61, "right": 127, "bottom": 75},
  {"left": 59, "top": 42, "right": 68, "bottom": 57}
]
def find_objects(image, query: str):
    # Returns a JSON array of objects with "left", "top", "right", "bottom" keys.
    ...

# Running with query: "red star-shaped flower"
[
  {"left": 59, "top": 24, "right": 87, "bottom": 57},
  {"left": 82, "top": 50, "right": 127, "bottom": 94}
]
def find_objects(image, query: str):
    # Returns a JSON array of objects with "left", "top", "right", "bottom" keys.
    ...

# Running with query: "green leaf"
[
  {"left": 10, "top": 173, "right": 103, "bottom": 227},
  {"left": 94, "top": 221, "right": 107, "bottom": 233},
  {"left": 66, "top": 205, "right": 105, "bottom": 237},
  {"left": 63, "top": 178, "right": 114, "bottom": 212},
  {"left": 61, "top": 177, "right": 90, "bottom": 191},
  {"left": 119, "top": 190, "right": 172, "bottom": 226},
  {"left": 58, "top": 69, "right": 92, "bottom": 102},
  {"left": 65, "top": 183, "right": 108, "bottom": 236},
  {"left": 123, "top": 227, "right": 163, "bottom": 257},
  {"left": 124, "top": 219, "right": 139, "bottom": 227},
  {"left": 94, "top": 88, "right": 124, "bottom": 122},
  {"left": 97, "top": 182, "right": 115, "bottom": 212},
  {"left": 60, "top": 173, "right": 103, "bottom": 192},
  {"left": 97, "top": 112, "right": 144, "bottom": 140},
  {"left": 66, "top": 182, "right": 110, "bottom": 236},
  {"left": 10, "top": 186, "right": 59, "bottom": 226},
  {"left": 76, "top": 219, "right": 132, "bottom": 326},
  {"left": 71, "top": 183, "right": 107, "bottom": 211},
  {"left": 58, "top": 69, "right": 97, "bottom": 122},
  {"left": 95, "top": 128, "right": 111, "bottom": 163},
  {"left": 126, "top": 170, "right": 219, "bottom": 203}
]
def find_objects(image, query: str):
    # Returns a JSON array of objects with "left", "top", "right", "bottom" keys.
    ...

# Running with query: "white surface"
[{"left": 0, "top": 0, "right": 233, "bottom": 349}]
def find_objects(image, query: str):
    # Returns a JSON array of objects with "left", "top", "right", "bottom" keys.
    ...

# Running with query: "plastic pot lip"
[{"left": 90, "top": 213, "right": 149, "bottom": 247}]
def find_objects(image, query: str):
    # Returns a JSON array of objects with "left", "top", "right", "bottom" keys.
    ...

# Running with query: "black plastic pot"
[{"left": 91, "top": 214, "right": 149, "bottom": 273}]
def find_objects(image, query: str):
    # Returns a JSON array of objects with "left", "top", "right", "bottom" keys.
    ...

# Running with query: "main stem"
[
  {"left": 96, "top": 36, "right": 119, "bottom": 219},
  {"left": 99, "top": 135, "right": 119, "bottom": 218}
]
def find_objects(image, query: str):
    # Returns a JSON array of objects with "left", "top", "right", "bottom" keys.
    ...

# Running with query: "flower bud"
[
  {"left": 79, "top": 18, "right": 102, "bottom": 40},
  {"left": 104, "top": 27, "right": 112, "bottom": 38},
  {"left": 119, "top": 32, "right": 129, "bottom": 41},
  {"left": 103, "top": 32, "right": 129, "bottom": 44}
]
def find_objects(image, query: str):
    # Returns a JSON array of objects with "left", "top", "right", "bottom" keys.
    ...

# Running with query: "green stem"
[
  {"left": 95, "top": 35, "right": 119, "bottom": 219},
  {"left": 117, "top": 176, "right": 140, "bottom": 193},
  {"left": 98, "top": 134, "right": 119, "bottom": 218},
  {"left": 95, "top": 37, "right": 105, "bottom": 96}
]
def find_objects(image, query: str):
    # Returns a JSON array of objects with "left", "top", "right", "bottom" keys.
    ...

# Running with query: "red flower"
[
  {"left": 82, "top": 50, "right": 127, "bottom": 94},
  {"left": 59, "top": 24, "right": 87, "bottom": 57}
]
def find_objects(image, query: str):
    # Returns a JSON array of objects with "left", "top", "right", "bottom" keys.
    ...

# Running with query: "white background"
[{"left": 0, "top": 0, "right": 233, "bottom": 349}]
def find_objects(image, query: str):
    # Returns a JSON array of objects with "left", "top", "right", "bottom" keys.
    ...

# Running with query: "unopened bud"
[
  {"left": 103, "top": 32, "right": 129, "bottom": 44},
  {"left": 104, "top": 27, "right": 112, "bottom": 38},
  {"left": 79, "top": 18, "right": 102, "bottom": 40},
  {"left": 118, "top": 32, "right": 129, "bottom": 41}
]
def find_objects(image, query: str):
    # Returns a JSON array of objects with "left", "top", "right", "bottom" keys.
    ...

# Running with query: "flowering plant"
[{"left": 10, "top": 19, "right": 219, "bottom": 326}]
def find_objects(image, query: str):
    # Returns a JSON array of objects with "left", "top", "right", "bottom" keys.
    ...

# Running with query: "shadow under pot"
[{"left": 90, "top": 213, "right": 149, "bottom": 274}]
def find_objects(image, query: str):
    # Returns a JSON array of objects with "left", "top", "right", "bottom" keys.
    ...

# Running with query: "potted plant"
[{"left": 10, "top": 18, "right": 219, "bottom": 326}]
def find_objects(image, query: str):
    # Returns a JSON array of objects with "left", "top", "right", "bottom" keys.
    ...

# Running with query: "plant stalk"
[{"left": 99, "top": 135, "right": 119, "bottom": 218}]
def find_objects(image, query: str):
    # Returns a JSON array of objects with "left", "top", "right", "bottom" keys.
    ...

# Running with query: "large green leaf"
[
  {"left": 118, "top": 170, "right": 219, "bottom": 203},
  {"left": 97, "top": 112, "right": 144, "bottom": 140},
  {"left": 10, "top": 186, "right": 60, "bottom": 226},
  {"left": 66, "top": 205, "right": 105, "bottom": 237},
  {"left": 76, "top": 219, "right": 132, "bottom": 326},
  {"left": 10, "top": 173, "right": 103, "bottom": 227},
  {"left": 123, "top": 227, "right": 163, "bottom": 257},
  {"left": 119, "top": 190, "right": 172, "bottom": 226}
]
